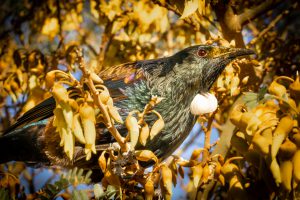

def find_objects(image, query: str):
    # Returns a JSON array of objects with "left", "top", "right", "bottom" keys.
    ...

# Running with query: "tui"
[{"left": 0, "top": 45, "right": 254, "bottom": 168}]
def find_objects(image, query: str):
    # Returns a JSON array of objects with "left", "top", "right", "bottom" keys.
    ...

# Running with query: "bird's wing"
[
  {"left": 99, "top": 62, "right": 145, "bottom": 101},
  {"left": 99, "top": 58, "right": 170, "bottom": 100},
  {"left": 3, "top": 97, "right": 56, "bottom": 134},
  {"left": 3, "top": 61, "right": 147, "bottom": 134}
]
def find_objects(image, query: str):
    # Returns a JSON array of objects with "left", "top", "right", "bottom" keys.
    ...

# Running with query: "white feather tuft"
[{"left": 190, "top": 93, "right": 218, "bottom": 115}]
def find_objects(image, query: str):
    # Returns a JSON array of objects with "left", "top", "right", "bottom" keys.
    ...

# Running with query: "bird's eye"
[{"left": 197, "top": 49, "right": 207, "bottom": 57}]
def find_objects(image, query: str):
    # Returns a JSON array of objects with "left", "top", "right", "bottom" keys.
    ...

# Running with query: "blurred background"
[{"left": 0, "top": 0, "right": 299, "bottom": 199}]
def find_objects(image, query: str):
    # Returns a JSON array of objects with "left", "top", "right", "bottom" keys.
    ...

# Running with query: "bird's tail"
[{"left": 0, "top": 121, "right": 49, "bottom": 164}]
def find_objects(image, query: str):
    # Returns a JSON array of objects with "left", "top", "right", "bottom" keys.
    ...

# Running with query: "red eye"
[{"left": 197, "top": 49, "right": 207, "bottom": 57}]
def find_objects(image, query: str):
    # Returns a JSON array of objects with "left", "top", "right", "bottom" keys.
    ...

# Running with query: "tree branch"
[
  {"left": 238, "top": 0, "right": 283, "bottom": 26},
  {"left": 98, "top": 22, "right": 114, "bottom": 68},
  {"left": 248, "top": 2, "right": 297, "bottom": 45},
  {"left": 152, "top": 0, "right": 201, "bottom": 31}
]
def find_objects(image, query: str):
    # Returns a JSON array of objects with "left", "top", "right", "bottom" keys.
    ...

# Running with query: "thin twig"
[
  {"left": 77, "top": 50, "right": 128, "bottom": 152},
  {"left": 202, "top": 111, "right": 217, "bottom": 162},
  {"left": 97, "top": 15, "right": 114, "bottom": 67},
  {"left": 238, "top": 0, "right": 283, "bottom": 26},
  {"left": 248, "top": 2, "right": 297, "bottom": 45},
  {"left": 56, "top": 0, "right": 64, "bottom": 50}
]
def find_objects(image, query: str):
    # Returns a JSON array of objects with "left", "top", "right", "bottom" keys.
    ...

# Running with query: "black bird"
[{"left": 0, "top": 45, "right": 254, "bottom": 169}]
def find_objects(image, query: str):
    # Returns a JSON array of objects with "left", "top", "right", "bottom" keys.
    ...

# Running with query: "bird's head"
[{"left": 152, "top": 45, "right": 254, "bottom": 95}]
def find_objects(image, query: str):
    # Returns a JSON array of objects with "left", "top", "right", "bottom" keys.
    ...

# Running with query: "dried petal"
[
  {"left": 104, "top": 168, "right": 121, "bottom": 187},
  {"left": 178, "top": 166, "right": 184, "bottom": 179},
  {"left": 190, "top": 148, "right": 205, "bottom": 160},
  {"left": 98, "top": 151, "right": 107, "bottom": 172},
  {"left": 135, "top": 150, "right": 158, "bottom": 163}
]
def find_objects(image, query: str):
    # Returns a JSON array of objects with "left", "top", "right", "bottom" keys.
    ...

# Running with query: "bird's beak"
[
  {"left": 200, "top": 47, "right": 255, "bottom": 92},
  {"left": 222, "top": 48, "right": 255, "bottom": 60}
]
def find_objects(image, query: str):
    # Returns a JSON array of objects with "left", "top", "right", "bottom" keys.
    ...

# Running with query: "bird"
[{"left": 0, "top": 45, "right": 254, "bottom": 170}]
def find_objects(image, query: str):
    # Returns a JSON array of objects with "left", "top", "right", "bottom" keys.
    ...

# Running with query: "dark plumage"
[{"left": 0, "top": 45, "right": 254, "bottom": 168}]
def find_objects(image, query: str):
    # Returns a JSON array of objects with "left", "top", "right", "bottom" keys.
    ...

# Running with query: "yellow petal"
[
  {"left": 125, "top": 114, "right": 139, "bottom": 149},
  {"left": 139, "top": 123, "right": 150, "bottom": 146},
  {"left": 144, "top": 179, "right": 154, "bottom": 200},
  {"left": 191, "top": 164, "right": 203, "bottom": 188},
  {"left": 90, "top": 72, "right": 103, "bottom": 84},
  {"left": 161, "top": 165, "right": 173, "bottom": 200},
  {"left": 108, "top": 105, "right": 123, "bottom": 124},
  {"left": 98, "top": 151, "right": 107, "bottom": 172},
  {"left": 292, "top": 150, "right": 300, "bottom": 182},
  {"left": 82, "top": 120, "right": 97, "bottom": 159},
  {"left": 72, "top": 113, "right": 86, "bottom": 144},
  {"left": 62, "top": 103, "right": 73, "bottom": 129},
  {"left": 63, "top": 130, "right": 75, "bottom": 160},
  {"left": 190, "top": 148, "right": 205, "bottom": 160},
  {"left": 99, "top": 88, "right": 110, "bottom": 104},
  {"left": 201, "top": 164, "right": 210, "bottom": 183},
  {"left": 180, "top": 0, "right": 199, "bottom": 19},
  {"left": 52, "top": 83, "right": 69, "bottom": 103},
  {"left": 270, "top": 159, "right": 282, "bottom": 185},
  {"left": 280, "top": 160, "right": 293, "bottom": 191},
  {"left": 53, "top": 107, "right": 68, "bottom": 146},
  {"left": 80, "top": 103, "right": 97, "bottom": 160},
  {"left": 135, "top": 150, "right": 158, "bottom": 163},
  {"left": 79, "top": 103, "right": 96, "bottom": 122},
  {"left": 45, "top": 71, "right": 56, "bottom": 89},
  {"left": 269, "top": 81, "right": 287, "bottom": 97},
  {"left": 272, "top": 116, "right": 294, "bottom": 159},
  {"left": 150, "top": 118, "right": 164, "bottom": 140}
]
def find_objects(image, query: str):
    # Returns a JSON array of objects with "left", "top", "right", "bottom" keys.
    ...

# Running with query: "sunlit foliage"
[{"left": 0, "top": 0, "right": 299, "bottom": 199}]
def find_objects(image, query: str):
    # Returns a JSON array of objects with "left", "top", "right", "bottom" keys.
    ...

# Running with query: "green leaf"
[
  {"left": 37, "top": 168, "right": 92, "bottom": 199},
  {"left": 84, "top": 170, "right": 92, "bottom": 183},
  {"left": 94, "top": 184, "right": 104, "bottom": 200},
  {"left": 72, "top": 189, "right": 89, "bottom": 200},
  {"left": 0, "top": 188, "right": 10, "bottom": 200}
]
